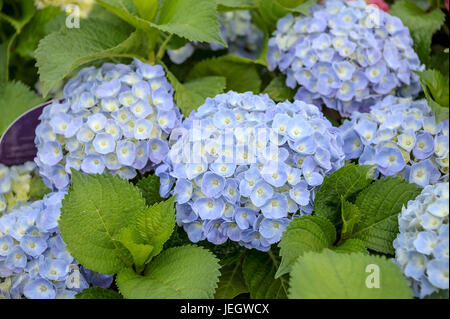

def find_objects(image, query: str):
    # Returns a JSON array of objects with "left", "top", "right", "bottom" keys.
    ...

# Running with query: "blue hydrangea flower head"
[
  {"left": 393, "top": 182, "right": 449, "bottom": 298},
  {"left": 339, "top": 96, "right": 449, "bottom": 187},
  {"left": 0, "top": 192, "right": 112, "bottom": 299},
  {"left": 158, "top": 91, "right": 345, "bottom": 251},
  {"left": 35, "top": 59, "right": 183, "bottom": 190},
  {"left": 167, "top": 10, "right": 264, "bottom": 64},
  {"left": 267, "top": 0, "right": 423, "bottom": 116}
]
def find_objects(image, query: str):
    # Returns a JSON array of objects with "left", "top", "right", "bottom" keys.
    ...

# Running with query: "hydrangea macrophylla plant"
[
  {"left": 339, "top": 96, "right": 449, "bottom": 187},
  {"left": 0, "top": 192, "right": 113, "bottom": 299},
  {"left": 167, "top": 10, "right": 264, "bottom": 64},
  {"left": 157, "top": 91, "right": 345, "bottom": 251},
  {"left": 34, "top": 59, "right": 182, "bottom": 190},
  {"left": 0, "top": 162, "right": 39, "bottom": 215},
  {"left": 267, "top": 0, "right": 423, "bottom": 116},
  {"left": 393, "top": 182, "right": 449, "bottom": 298}
]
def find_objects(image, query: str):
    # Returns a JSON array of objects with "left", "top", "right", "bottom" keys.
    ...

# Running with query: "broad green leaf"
[
  {"left": 340, "top": 197, "right": 361, "bottom": 240},
  {"left": 332, "top": 239, "right": 367, "bottom": 254},
  {"left": 59, "top": 171, "right": 147, "bottom": 274},
  {"left": 242, "top": 249, "right": 288, "bottom": 299},
  {"left": 133, "top": 0, "right": 158, "bottom": 20},
  {"left": 15, "top": 6, "right": 65, "bottom": 59},
  {"left": 429, "top": 50, "right": 449, "bottom": 80},
  {"left": 117, "top": 246, "right": 220, "bottom": 298},
  {"left": 425, "top": 290, "right": 450, "bottom": 299},
  {"left": 314, "top": 164, "right": 376, "bottom": 227},
  {"left": 254, "top": 0, "right": 290, "bottom": 30},
  {"left": 186, "top": 55, "right": 262, "bottom": 93},
  {"left": 164, "top": 62, "right": 226, "bottom": 115},
  {"left": 76, "top": 287, "right": 123, "bottom": 299},
  {"left": 29, "top": 175, "right": 51, "bottom": 200},
  {"left": 217, "top": 0, "right": 256, "bottom": 11},
  {"left": 282, "top": 0, "right": 315, "bottom": 15},
  {"left": 134, "top": 196, "right": 176, "bottom": 261},
  {"left": 0, "top": 81, "right": 44, "bottom": 136},
  {"left": 98, "top": 0, "right": 225, "bottom": 46},
  {"left": 263, "top": 75, "right": 295, "bottom": 102},
  {"left": 114, "top": 227, "right": 154, "bottom": 268},
  {"left": 215, "top": 258, "right": 248, "bottom": 299},
  {"left": 349, "top": 177, "right": 421, "bottom": 254},
  {"left": 419, "top": 69, "right": 449, "bottom": 107},
  {"left": 35, "top": 18, "right": 148, "bottom": 97},
  {"left": 391, "top": 1, "right": 445, "bottom": 64},
  {"left": 276, "top": 215, "right": 336, "bottom": 278},
  {"left": 289, "top": 250, "right": 413, "bottom": 299},
  {"left": 169, "top": 75, "right": 226, "bottom": 116},
  {"left": 156, "top": 0, "right": 225, "bottom": 46},
  {"left": 419, "top": 69, "right": 449, "bottom": 123},
  {"left": 136, "top": 175, "right": 163, "bottom": 206}
]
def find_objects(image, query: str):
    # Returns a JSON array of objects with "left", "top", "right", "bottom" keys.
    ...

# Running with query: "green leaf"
[
  {"left": 217, "top": 0, "right": 256, "bottom": 11},
  {"left": 114, "top": 227, "right": 154, "bottom": 268},
  {"left": 136, "top": 175, "right": 163, "bottom": 206},
  {"left": 133, "top": 0, "right": 158, "bottom": 20},
  {"left": 186, "top": 55, "right": 262, "bottom": 93},
  {"left": 28, "top": 175, "right": 51, "bottom": 200},
  {"left": 242, "top": 249, "right": 288, "bottom": 299},
  {"left": 35, "top": 18, "right": 148, "bottom": 97},
  {"left": 168, "top": 73, "right": 226, "bottom": 116},
  {"left": 0, "top": 81, "right": 44, "bottom": 136},
  {"left": 348, "top": 177, "right": 421, "bottom": 254},
  {"left": 215, "top": 257, "right": 248, "bottom": 299},
  {"left": 289, "top": 250, "right": 413, "bottom": 299},
  {"left": 59, "top": 171, "right": 147, "bottom": 274},
  {"left": 391, "top": 1, "right": 445, "bottom": 64},
  {"left": 332, "top": 239, "right": 367, "bottom": 254},
  {"left": 116, "top": 246, "right": 220, "bottom": 298},
  {"left": 134, "top": 196, "right": 176, "bottom": 262},
  {"left": 314, "top": 164, "right": 376, "bottom": 227},
  {"left": 340, "top": 197, "right": 361, "bottom": 240},
  {"left": 0, "top": 40, "right": 10, "bottom": 83},
  {"left": 98, "top": 0, "right": 225, "bottom": 46},
  {"left": 75, "top": 287, "right": 123, "bottom": 299},
  {"left": 419, "top": 69, "right": 449, "bottom": 123},
  {"left": 276, "top": 215, "right": 336, "bottom": 278},
  {"left": 15, "top": 6, "right": 65, "bottom": 59},
  {"left": 156, "top": 0, "right": 225, "bottom": 45},
  {"left": 263, "top": 75, "right": 295, "bottom": 102}
]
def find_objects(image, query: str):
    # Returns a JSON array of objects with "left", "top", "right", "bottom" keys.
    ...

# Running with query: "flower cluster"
[
  {"left": 157, "top": 91, "right": 345, "bottom": 251},
  {"left": 339, "top": 96, "right": 449, "bottom": 187},
  {"left": 34, "top": 59, "right": 182, "bottom": 190},
  {"left": 0, "top": 162, "right": 39, "bottom": 215},
  {"left": 35, "top": 0, "right": 94, "bottom": 18},
  {"left": 393, "top": 182, "right": 449, "bottom": 298},
  {"left": 167, "top": 10, "right": 264, "bottom": 64},
  {"left": 0, "top": 192, "right": 112, "bottom": 299},
  {"left": 267, "top": 0, "right": 423, "bottom": 116}
]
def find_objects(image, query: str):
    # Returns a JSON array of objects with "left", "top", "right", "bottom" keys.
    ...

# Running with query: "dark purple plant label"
[{"left": 0, "top": 102, "right": 51, "bottom": 166}]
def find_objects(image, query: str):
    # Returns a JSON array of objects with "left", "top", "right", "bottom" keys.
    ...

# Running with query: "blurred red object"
[
  {"left": 445, "top": 0, "right": 449, "bottom": 11},
  {"left": 319, "top": 0, "right": 390, "bottom": 12}
]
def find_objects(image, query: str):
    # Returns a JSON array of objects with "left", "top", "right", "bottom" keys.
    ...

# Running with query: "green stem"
[{"left": 156, "top": 34, "right": 173, "bottom": 61}]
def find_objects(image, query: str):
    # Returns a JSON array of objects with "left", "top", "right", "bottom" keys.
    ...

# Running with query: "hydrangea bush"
[
  {"left": 0, "top": 162, "right": 39, "bottom": 214},
  {"left": 34, "top": 59, "right": 182, "bottom": 190},
  {"left": 167, "top": 10, "right": 264, "bottom": 64},
  {"left": 267, "top": 0, "right": 423, "bottom": 116},
  {"left": 0, "top": 192, "right": 112, "bottom": 299},
  {"left": 157, "top": 91, "right": 345, "bottom": 251},
  {"left": 393, "top": 182, "right": 449, "bottom": 298},
  {"left": 339, "top": 96, "right": 449, "bottom": 187}
]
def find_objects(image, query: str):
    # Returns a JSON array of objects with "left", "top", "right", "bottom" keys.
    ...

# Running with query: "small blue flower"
[
  {"left": 259, "top": 218, "right": 289, "bottom": 244},
  {"left": 93, "top": 133, "right": 115, "bottom": 154},
  {"left": 201, "top": 172, "right": 225, "bottom": 198},
  {"left": 261, "top": 193, "right": 288, "bottom": 219},
  {"left": 235, "top": 208, "right": 257, "bottom": 230},
  {"left": 192, "top": 198, "right": 225, "bottom": 220},
  {"left": 116, "top": 140, "right": 136, "bottom": 166},
  {"left": 374, "top": 147, "right": 406, "bottom": 176},
  {"left": 23, "top": 278, "right": 56, "bottom": 299},
  {"left": 81, "top": 155, "right": 105, "bottom": 174}
]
